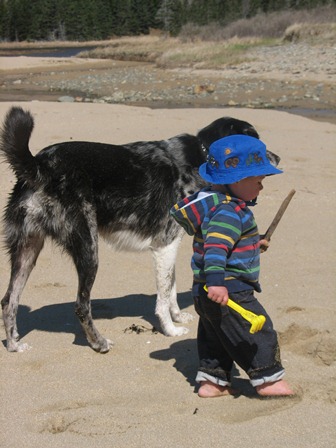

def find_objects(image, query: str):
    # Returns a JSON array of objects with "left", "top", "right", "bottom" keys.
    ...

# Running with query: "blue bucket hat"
[{"left": 199, "top": 135, "right": 282, "bottom": 184}]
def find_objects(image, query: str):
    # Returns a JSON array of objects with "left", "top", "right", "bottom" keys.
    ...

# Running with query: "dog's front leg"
[{"left": 152, "top": 233, "right": 193, "bottom": 336}]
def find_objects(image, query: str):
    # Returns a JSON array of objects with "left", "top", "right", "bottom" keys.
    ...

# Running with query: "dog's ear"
[
  {"left": 266, "top": 150, "right": 281, "bottom": 167},
  {"left": 197, "top": 117, "right": 259, "bottom": 150}
]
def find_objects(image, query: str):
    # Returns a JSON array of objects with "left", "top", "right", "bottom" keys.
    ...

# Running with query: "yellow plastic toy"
[
  {"left": 226, "top": 298, "right": 266, "bottom": 334},
  {"left": 203, "top": 286, "right": 266, "bottom": 334}
]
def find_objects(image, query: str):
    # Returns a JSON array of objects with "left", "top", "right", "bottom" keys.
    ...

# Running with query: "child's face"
[{"left": 229, "top": 176, "right": 266, "bottom": 201}]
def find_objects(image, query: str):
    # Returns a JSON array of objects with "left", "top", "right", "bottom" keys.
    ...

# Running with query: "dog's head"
[
  {"left": 197, "top": 117, "right": 280, "bottom": 167},
  {"left": 197, "top": 117, "right": 259, "bottom": 150}
]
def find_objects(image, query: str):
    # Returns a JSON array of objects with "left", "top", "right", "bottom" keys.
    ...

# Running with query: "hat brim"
[{"left": 199, "top": 162, "right": 283, "bottom": 184}]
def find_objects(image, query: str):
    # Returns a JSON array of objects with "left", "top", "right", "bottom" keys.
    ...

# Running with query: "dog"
[{"left": 0, "top": 106, "right": 280, "bottom": 352}]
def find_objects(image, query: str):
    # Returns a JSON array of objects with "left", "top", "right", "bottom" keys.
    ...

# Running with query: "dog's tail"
[{"left": 0, "top": 106, "right": 38, "bottom": 185}]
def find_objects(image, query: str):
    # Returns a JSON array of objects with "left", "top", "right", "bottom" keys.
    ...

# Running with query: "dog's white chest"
[{"left": 101, "top": 229, "right": 153, "bottom": 252}]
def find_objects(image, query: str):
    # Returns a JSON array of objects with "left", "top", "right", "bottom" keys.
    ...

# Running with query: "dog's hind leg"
[
  {"left": 152, "top": 233, "right": 193, "bottom": 336},
  {"left": 1, "top": 235, "right": 44, "bottom": 352},
  {"left": 66, "top": 217, "right": 112, "bottom": 353}
]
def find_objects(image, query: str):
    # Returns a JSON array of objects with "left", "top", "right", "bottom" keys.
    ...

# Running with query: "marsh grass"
[
  {"left": 155, "top": 39, "right": 271, "bottom": 68},
  {"left": 79, "top": 35, "right": 177, "bottom": 62},
  {"left": 78, "top": 35, "right": 279, "bottom": 69},
  {"left": 78, "top": 6, "right": 335, "bottom": 69}
]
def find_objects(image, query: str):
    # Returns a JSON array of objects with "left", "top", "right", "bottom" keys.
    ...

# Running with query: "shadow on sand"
[{"left": 3, "top": 291, "right": 193, "bottom": 347}]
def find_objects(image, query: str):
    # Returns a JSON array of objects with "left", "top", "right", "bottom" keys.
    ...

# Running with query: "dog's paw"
[
  {"left": 92, "top": 338, "right": 114, "bottom": 354},
  {"left": 99, "top": 338, "right": 114, "bottom": 353},
  {"left": 7, "top": 341, "right": 32, "bottom": 352},
  {"left": 173, "top": 326, "right": 190, "bottom": 336},
  {"left": 163, "top": 325, "right": 189, "bottom": 337},
  {"left": 173, "top": 311, "right": 194, "bottom": 324}
]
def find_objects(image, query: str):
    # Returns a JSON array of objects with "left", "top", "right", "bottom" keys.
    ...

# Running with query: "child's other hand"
[{"left": 206, "top": 286, "right": 229, "bottom": 306}]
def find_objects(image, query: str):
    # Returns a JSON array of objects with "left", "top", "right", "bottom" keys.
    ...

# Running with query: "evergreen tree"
[
  {"left": 156, "top": 0, "right": 183, "bottom": 35},
  {"left": 112, "top": 0, "right": 132, "bottom": 35},
  {"left": 0, "top": 0, "right": 10, "bottom": 39},
  {"left": 95, "top": 0, "right": 114, "bottom": 39},
  {"left": 0, "top": 0, "right": 334, "bottom": 42},
  {"left": 28, "top": 0, "right": 56, "bottom": 40}
]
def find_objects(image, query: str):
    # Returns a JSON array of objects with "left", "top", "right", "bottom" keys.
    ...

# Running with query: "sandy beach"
[{"left": 0, "top": 56, "right": 335, "bottom": 448}]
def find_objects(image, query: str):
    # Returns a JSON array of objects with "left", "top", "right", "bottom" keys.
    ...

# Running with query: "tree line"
[{"left": 0, "top": 0, "right": 334, "bottom": 42}]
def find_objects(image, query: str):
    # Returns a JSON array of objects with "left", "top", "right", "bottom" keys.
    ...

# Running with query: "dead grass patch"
[
  {"left": 156, "top": 39, "right": 267, "bottom": 69},
  {"left": 77, "top": 35, "right": 274, "bottom": 69},
  {"left": 283, "top": 22, "right": 336, "bottom": 43},
  {"left": 78, "top": 35, "right": 178, "bottom": 63}
]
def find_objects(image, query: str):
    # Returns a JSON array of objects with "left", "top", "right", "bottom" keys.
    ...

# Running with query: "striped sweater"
[{"left": 170, "top": 187, "right": 261, "bottom": 294}]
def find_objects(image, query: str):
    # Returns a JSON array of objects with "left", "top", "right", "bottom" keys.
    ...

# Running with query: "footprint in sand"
[
  {"left": 34, "top": 400, "right": 141, "bottom": 437},
  {"left": 279, "top": 320, "right": 336, "bottom": 367}
]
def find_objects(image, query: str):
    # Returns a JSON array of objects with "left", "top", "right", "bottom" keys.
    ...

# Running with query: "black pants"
[{"left": 194, "top": 288, "right": 284, "bottom": 386}]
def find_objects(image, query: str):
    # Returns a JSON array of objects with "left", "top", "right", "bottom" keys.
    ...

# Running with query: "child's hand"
[
  {"left": 259, "top": 236, "right": 270, "bottom": 253},
  {"left": 206, "top": 286, "right": 229, "bottom": 306}
]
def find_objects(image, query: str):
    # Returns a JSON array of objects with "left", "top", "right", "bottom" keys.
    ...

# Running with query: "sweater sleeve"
[{"left": 202, "top": 204, "right": 242, "bottom": 287}]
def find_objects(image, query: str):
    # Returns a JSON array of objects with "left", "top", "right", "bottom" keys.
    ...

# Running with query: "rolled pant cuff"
[
  {"left": 196, "top": 371, "right": 231, "bottom": 387},
  {"left": 250, "top": 369, "right": 285, "bottom": 387}
]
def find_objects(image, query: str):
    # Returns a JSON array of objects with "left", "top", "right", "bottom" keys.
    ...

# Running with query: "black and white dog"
[{"left": 0, "top": 106, "right": 279, "bottom": 353}]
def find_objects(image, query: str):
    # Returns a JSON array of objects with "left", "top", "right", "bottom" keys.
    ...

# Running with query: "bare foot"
[
  {"left": 198, "top": 380, "right": 238, "bottom": 398},
  {"left": 256, "top": 380, "right": 295, "bottom": 397}
]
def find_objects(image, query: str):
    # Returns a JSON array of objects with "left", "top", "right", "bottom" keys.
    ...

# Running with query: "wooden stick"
[{"left": 260, "top": 189, "right": 296, "bottom": 251}]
